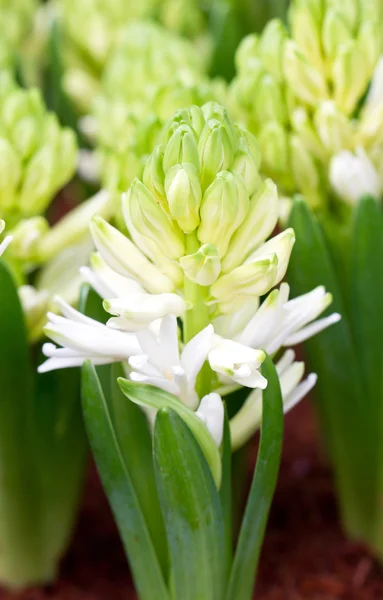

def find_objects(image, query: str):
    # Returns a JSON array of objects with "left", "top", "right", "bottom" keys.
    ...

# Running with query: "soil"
[{"left": 2, "top": 401, "right": 383, "bottom": 600}]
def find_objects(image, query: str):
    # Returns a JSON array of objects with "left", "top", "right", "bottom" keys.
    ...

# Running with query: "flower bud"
[
  {"left": 253, "top": 74, "right": 288, "bottom": 125},
  {"left": 289, "top": 135, "right": 322, "bottom": 208},
  {"left": 291, "top": 108, "right": 326, "bottom": 161},
  {"left": 11, "top": 117, "right": 39, "bottom": 160},
  {"left": 322, "top": 9, "right": 353, "bottom": 62},
  {"left": 284, "top": 41, "right": 329, "bottom": 106},
  {"left": 235, "top": 33, "right": 259, "bottom": 72},
  {"left": 90, "top": 216, "right": 175, "bottom": 294},
  {"left": 258, "top": 19, "right": 287, "bottom": 79},
  {"left": 333, "top": 41, "right": 368, "bottom": 115},
  {"left": 179, "top": 243, "right": 221, "bottom": 286},
  {"left": 0, "top": 138, "right": 21, "bottom": 213},
  {"left": 231, "top": 150, "right": 262, "bottom": 197},
  {"left": 10, "top": 217, "right": 49, "bottom": 261},
  {"left": 164, "top": 163, "right": 202, "bottom": 233},
  {"left": 289, "top": 0, "right": 323, "bottom": 73},
  {"left": 198, "top": 120, "right": 235, "bottom": 190},
  {"left": 142, "top": 145, "right": 166, "bottom": 207},
  {"left": 211, "top": 255, "right": 278, "bottom": 304},
  {"left": 56, "top": 129, "right": 78, "bottom": 188},
  {"left": 124, "top": 179, "right": 185, "bottom": 260},
  {"left": 326, "top": 0, "right": 358, "bottom": 31},
  {"left": 314, "top": 101, "right": 353, "bottom": 154},
  {"left": 18, "top": 146, "right": 57, "bottom": 216},
  {"left": 330, "top": 147, "right": 382, "bottom": 205},
  {"left": 222, "top": 179, "right": 279, "bottom": 272},
  {"left": 258, "top": 122, "right": 291, "bottom": 187},
  {"left": 163, "top": 124, "right": 200, "bottom": 173},
  {"left": 246, "top": 228, "right": 296, "bottom": 286},
  {"left": 358, "top": 21, "right": 381, "bottom": 72},
  {"left": 198, "top": 171, "right": 249, "bottom": 257}
]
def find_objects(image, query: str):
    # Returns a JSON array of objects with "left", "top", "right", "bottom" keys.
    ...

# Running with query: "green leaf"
[
  {"left": 287, "top": 197, "right": 373, "bottom": 538},
  {"left": 153, "top": 408, "right": 225, "bottom": 600},
  {"left": 81, "top": 362, "right": 169, "bottom": 600},
  {"left": 225, "top": 354, "right": 283, "bottom": 600},
  {"left": 118, "top": 379, "right": 222, "bottom": 487},
  {"left": 349, "top": 196, "right": 383, "bottom": 402},
  {"left": 219, "top": 408, "right": 233, "bottom": 580},
  {"left": 0, "top": 261, "right": 45, "bottom": 581}
]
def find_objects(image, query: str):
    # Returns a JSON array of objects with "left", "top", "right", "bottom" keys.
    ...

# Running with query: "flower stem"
[{"left": 183, "top": 233, "right": 215, "bottom": 398}]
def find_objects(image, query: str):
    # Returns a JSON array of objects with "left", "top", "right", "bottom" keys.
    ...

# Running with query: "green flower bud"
[
  {"left": 231, "top": 150, "right": 262, "bottom": 197},
  {"left": 0, "top": 138, "right": 21, "bottom": 213},
  {"left": 163, "top": 124, "right": 200, "bottom": 173},
  {"left": 333, "top": 40, "right": 368, "bottom": 114},
  {"left": 11, "top": 117, "right": 39, "bottom": 160},
  {"left": 165, "top": 163, "right": 202, "bottom": 233},
  {"left": 124, "top": 179, "right": 185, "bottom": 260},
  {"left": 253, "top": 73, "right": 288, "bottom": 125},
  {"left": 325, "top": 0, "right": 359, "bottom": 31},
  {"left": 179, "top": 243, "right": 221, "bottom": 286},
  {"left": 258, "top": 19, "right": 287, "bottom": 79},
  {"left": 284, "top": 41, "right": 329, "bottom": 106},
  {"left": 222, "top": 180, "right": 279, "bottom": 272},
  {"left": 357, "top": 21, "right": 381, "bottom": 72},
  {"left": 322, "top": 9, "right": 353, "bottom": 62},
  {"left": 314, "top": 101, "right": 354, "bottom": 154},
  {"left": 9, "top": 217, "right": 49, "bottom": 261},
  {"left": 289, "top": 135, "right": 322, "bottom": 208},
  {"left": 198, "top": 120, "right": 235, "bottom": 191},
  {"left": 143, "top": 145, "right": 166, "bottom": 207},
  {"left": 235, "top": 34, "right": 259, "bottom": 72},
  {"left": 290, "top": 108, "right": 327, "bottom": 162},
  {"left": 289, "top": 0, "right": 324, "bottom": 73},
  {"left": 211, "top": 255, "right": 278, "bottom": 303},
  {"left": 198, "top": 171, "right": 249, "bottom": 257},
  {"left": 258, "top": 122, "right": 292, "bottom": 187}
]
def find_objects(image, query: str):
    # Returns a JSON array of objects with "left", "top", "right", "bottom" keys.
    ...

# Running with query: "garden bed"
[{"left": 2, "top": 402, "right": 382, "bottom": 600}]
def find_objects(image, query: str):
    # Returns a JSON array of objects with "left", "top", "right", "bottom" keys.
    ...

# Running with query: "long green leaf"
[
  {"left": 225, "top": 354, "right": 283, "bottom": 600},
  {"left": 287, "top": 197, "right": 373, "bottom": 537},
  {"left": 81, "top": 361, "right": 169, "bottom": 600},
  {"left": 0, "top": 261, "right": 45, "bottom": 583},
  {"left": 118, "top": 379, "right": 222, "bottom": 487},
  {"left": 153, "top": 408, "right": 226, "bottom": 600},
  {"left": 219, "top": 408, "right": 233, "bottom": 580}
]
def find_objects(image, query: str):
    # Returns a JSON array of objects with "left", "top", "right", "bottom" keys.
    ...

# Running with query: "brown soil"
[{"left": 2, "top": 402, "right": 383, "bottom": 600}]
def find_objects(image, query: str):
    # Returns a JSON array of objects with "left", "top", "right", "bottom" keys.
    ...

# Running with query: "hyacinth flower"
[
  {"left": 230, "top": 0, "right": 383, "bottom": 555},
  {"left": 0, "top": 72, "right": 116, "bottom": 589},
  {"left": 40, "top": 102, "right": 339, "bottom": 599}
]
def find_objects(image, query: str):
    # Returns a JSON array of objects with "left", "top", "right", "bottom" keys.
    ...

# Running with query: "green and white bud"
[
  {"left": 10, "top": 217, "right": 49, "bottom": 261},
  {"left": 332, "top": 41, "right": 369, "bottom": 115},
  {"left": 235, "top": 33, "right": 259, "bottom": 72},
  {"left": 322, "top": 9, "right": 353, "bottom": 62},
  {"left": 291, "top": 108, "right": 327, "bottom": 162},
  {"left": 289, "top": 0, "right": 323, "bottom": 73},
  {"left": 258, "top": 19, "right": 287, "bottom": 79},
  {"left": 211, "top": 255, "right": 278, "bottom": 305},
  {"left": 143, "top": 145, "right": 166, "bottom": 207},
  {"left": 246, "top": 228, "right": 296, "bottom": 285},
  {"left": 314, "top": 101, "right": 353, "bottom": 154},
  {"left": 198, "top": 120, "right": 235, "bottom": 191},
  {"left": 163, "top": 125, "right": 200, "bottom": 173},
  {"left": 253, "top": 74, "right": 288, "bottom": 125},
  {"left": 198, "top": 171, "right": 249, "bottom": 257},
  {"left": 289, "top": 135, "right": 322, "bottom": 208},
  {"left": 0, "top": 138, "right": 21, "bottom": 213},
  {"left": 180, "top": 243, "right": 221, "bottom": 286},
  {"left": 90, "top": 216, "right": 175, "bottom": 294},
  {"left": 222, "top": 180, "right": 279, "bottom": 272},
  {"left": 284, "top": 41, "right": 329, "bottom": 106},
  {"left": 165, "top": 163, "right": 202, "bottom": 233},
  {"left": 258, "top": 122, "right": 292, "bottom": 189},
  {"left": 124, "top": 179, "right": 185, "bottom": 260}
]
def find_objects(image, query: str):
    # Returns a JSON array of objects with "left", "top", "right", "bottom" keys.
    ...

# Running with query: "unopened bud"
[
  {"left": 198, "top": 171, "right": 249, "bottom": 257},
  {"left": 289, "top": 1, "right": 323, "bottom": 73},
  {"left": 284, "top": 41, "right": 329, "bottom": 106},
  {"left": 333, "top": 41, "right": 369, "bottom": 115},
  {"left": 322, "top": 9, "right": 353, "bottom": 62},
  {"left": 211, "top": 255, "right": 278, "bottom": 303},
  {"left": 258, "top": 19, "right": 287, "bottom": 79},
  {"left": 253, "top": 73, "right": 288, "bottom": 125},
  {"left": 143, "top": 145, "right": 166, "bottom": 207},
  {"left": 0, "top": 138, "right": 21, "bottom": 213},
  {"left": 290, "top": 135, "right": 322, "bottom": 208},
  {"left": 124, "top": 179, "right": 185, "bottom": 260},
  {"left": 314, "top": 101, "right": 353, "bottom": 154},
  {"left": 163, "top": 124, "right": 200, "bottom": 173},
  {"left": 180, "top": 243, "right": 221, "bottom": 286},
  {"left": 10, "top": 217, "right": 49, "bottom": 260},
  {"left": 165, "top": 163, "right": 202, "bottom": 233},
  {"left": 198, "top": 120, "right": 235, "bottom": 190},
  {"left": 222, "top": 179, "right": 279, "bottom": 272}
]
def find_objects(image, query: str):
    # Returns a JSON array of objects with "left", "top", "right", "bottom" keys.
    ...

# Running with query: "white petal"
[
  {"left": 284, "top": 373, "right": 317, "bottom": 413},
  {"left": 196, "top": 393, "right": 224, "bottom": 447},
  {"left": 284, "top": 313, "right": 341, "bottom": 345},
  {"left": 104, "top": 293, "right": 185, "bottom": 330},
  {"left": 276, "top": 349, "right": 296, "bottom": 376},
  {"left": 181, "top": 324, "right": 214, "bottom": 390}
]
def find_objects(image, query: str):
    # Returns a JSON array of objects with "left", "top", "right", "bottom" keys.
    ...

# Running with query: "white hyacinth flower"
[
  {"left": 330, "top": 147, "right": 382, "bottom": 205},
  {"left": 129, "top": 315, "right": 214, "bottom": 410},
  {"left": 38, "top": 296, "right": 141, "bottom": 372},
  {"left": 219, "top": 282, "right": 341, "bottom": 356},
  {"left": 230, "top": 350, "right": 318, "bottom": 450},
  {"left": 208, "top": 337, "right": 267, "bottom": 389},
  {"left": 80, "top": 252, "right": 145, "bottom": 299},
  {"left": 0, "top": 220, "right": 12, "bottom": 257}
]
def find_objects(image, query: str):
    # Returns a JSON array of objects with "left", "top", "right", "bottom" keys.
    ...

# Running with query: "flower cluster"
[
  {"left": 89, "top": 21, "right": 217, "bottom": 195},
  {"left": 230, "top": 0, "right": 383, "bottom": 209},
  {"left": 40, "top": 102, "right": 340, "bottom": 451},
  {"left": 0, "top": 0, "right": 37, "bottom": 69}
]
